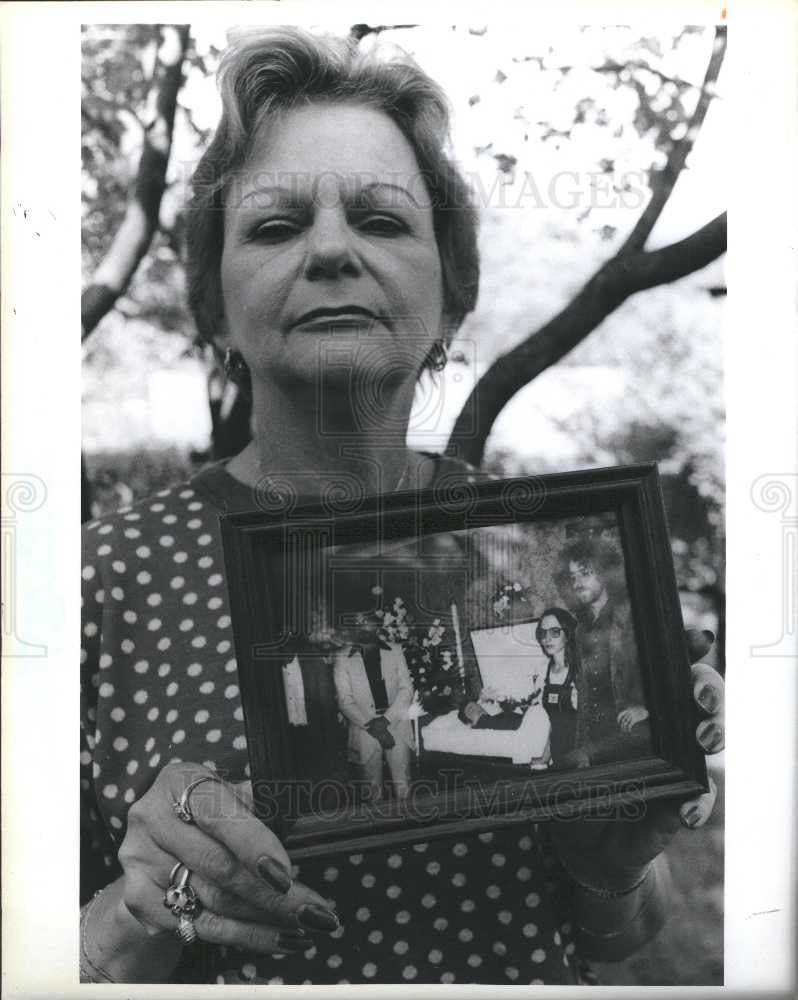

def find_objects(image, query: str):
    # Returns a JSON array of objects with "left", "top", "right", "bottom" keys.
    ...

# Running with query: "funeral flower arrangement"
[{"left": 369, "top": 588, "right": 465, "bottom": 713}]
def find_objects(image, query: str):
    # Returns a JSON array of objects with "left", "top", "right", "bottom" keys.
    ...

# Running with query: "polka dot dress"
[{"left": 81, "top": 459, "right": 580, "bottom": 985}]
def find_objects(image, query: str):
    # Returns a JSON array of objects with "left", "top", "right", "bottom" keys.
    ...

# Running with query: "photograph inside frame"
[{"left": 259, "top": 510, "right": 655, "bottom": 826}]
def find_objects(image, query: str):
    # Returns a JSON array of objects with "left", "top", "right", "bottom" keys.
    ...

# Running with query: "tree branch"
[
  {"left": 448, "top": 214, "right": 726, "bottom": 467},
  {"left": 81, "top": 25, "right": 190, "bottom": 339},
  {"left": 618, "top": 25, "right": 726, "bottom": 255}
]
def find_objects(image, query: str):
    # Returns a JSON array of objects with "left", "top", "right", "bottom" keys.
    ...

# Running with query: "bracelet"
[
  {"left": 570, "top": 864, "right": 651, "bottom": 899},
  {"left": 79, "top": 888, "right": 118, "bottom": 984}
]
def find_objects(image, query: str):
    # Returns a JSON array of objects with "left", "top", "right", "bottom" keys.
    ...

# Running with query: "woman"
[
  {"left": 536, "top": 608, "right": 580, "bottom": 767},
  {"left": 80, "top": 27, "right": 725, "bottom": 984}
]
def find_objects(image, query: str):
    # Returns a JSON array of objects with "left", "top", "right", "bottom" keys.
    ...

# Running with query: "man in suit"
[{"left": 333, "top": 621, "right": 414, "bottom": 804}]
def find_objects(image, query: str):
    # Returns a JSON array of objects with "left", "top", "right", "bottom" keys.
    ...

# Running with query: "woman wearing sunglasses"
[{"left": 536, "top": 609, "right": 581, "bottom": 767}]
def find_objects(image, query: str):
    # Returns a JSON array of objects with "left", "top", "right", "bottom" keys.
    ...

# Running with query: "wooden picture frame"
[{"left": 220, "top": 463, "right": 707, "bottom": 860}]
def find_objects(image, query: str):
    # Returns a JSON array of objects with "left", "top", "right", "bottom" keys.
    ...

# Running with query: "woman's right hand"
[{"left": 92, "top": 763, "right": 339, "bottom": 978}]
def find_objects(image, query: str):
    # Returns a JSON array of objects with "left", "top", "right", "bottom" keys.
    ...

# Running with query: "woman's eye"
[
  {"left": 250, "top": 219, "right": 302, "bottom": 243},
  {"left": 358, "top": 214, "right": 407, "bottom": 236}
]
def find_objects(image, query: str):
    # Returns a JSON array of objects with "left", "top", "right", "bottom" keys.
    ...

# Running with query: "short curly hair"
[{"left": 185, "top": 27, "right": 480, "bottom": 370}]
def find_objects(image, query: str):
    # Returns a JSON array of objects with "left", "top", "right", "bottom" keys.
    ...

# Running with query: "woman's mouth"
[{"left": 292, "top": 306, "right": 383, "bottom": 331}]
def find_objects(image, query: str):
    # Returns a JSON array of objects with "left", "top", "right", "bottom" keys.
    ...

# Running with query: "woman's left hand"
[
  {"left": 617, "top": 704, "right": 650, "bottom": 733},
  {"left": 554, "top": 628, "right": 724, "bottom": 886}
]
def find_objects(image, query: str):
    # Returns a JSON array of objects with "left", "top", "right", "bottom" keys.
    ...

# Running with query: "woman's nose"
[{"left": 303, "top": 208, "right": 361, "bottom": 281}]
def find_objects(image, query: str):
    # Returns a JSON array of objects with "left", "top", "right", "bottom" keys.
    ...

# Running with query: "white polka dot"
[
  {"left": 565, "top": 942, "right": 576, "bottom": 956},
  {"left": 98, "top": 524, "right": 112, "bottom": 534},
  {"left": 492, "top": 941, "right": 507, "bottom": 956},
  {"left": 172, "top": 729, "right": 185, "bottom": 744},
  {"left": 187, "top": 663, "right": 202, "bottom": 677},
  {"left": 241, "top": 964, "right": 256, "bottom": 981},
  {"left": 147, "top": 619, "right": 162, "bottom": 632},
  {"left": 491, "top": 853, "right": 506, "bottom": 866},
  {"left": 80, "top": 750, "right": 91, "bottom": 766},
  {"left": 428, "top": 949, "right": 443, "bottom": 964},
  {"left": 133, "top": 690, "right": 148, "bottom": 704},
  {"left": 84, "top": 622, "right": 98, "bottom": 637},
  {"left": 170, "top": 576, "right": 185, "bottom": 590},
  {"left": 522, "top": 922, "right": 539, "bottom": 938},
  {"left": 217, "top": 640, "right": 231, "bottom": 653},
  {"left": 233, "top": 706, "right": 244, "bottom": 721},
  {"left": 92, "top": 763, "right": 101, "bottom": 778},
  {"left": 147, "top": 707, "right": 159, "bottom": 722},
  {"left": 426, "top": 861, "right": 441, "bottom": 875},
  {"left": 149, "top": 503, "right": 165, "bottom": 512},
  {"left": 224, "top": 684, "right": 239, "bottom": 699},
  {"left": 451, "top": 872, "right": 466, "bottom": 887},
  {"left": 124, "top": 788, "right": 136, "bottom": 804},
  {"left": 136, "top": 571, "right": 152, "bottom": 585},
  {"left": 123, "top": 528, "right": 140, "bottom": 539},
  {"left": 452, "top": 842, "right": 468, "bottom": 856},
  {"left": 98, "top": 682, "right": 114, "bottom": 698},
  {"left": 157, "top": 637, "right": 171, "bottom": 651},
  {"left": 179, "top": 489, "right": 194, "bottom": 499},
  {"left": 361, "top": 874, "right": 376, "bottom": 888},
  {"left": 166, "top": 709, "right": 178, "bottom": 723},
  {"left": 412, "top": 842, "right": 429, "bottom": 853},
  {"left": 505, "top": 967, "right": 519, "bottom": 981},
  {"left": 208, "top": 598, "right": 223, "bottom": 612},
  {"left": 145, "top": 737, "right": 155, "bottom": 752},
  {"left": 173, "top": 551, "right": 188, "bottom": 564},
  {"left": 421, "top": 893, "right": 436, "bottom": 908},
  {"left": 99, "top": 653, "right": 113, "bottom": 669},
  {"left": 123, "top": 610, "right": 137, "bottom": 624},
  {"left": 486, "top": 884, "right": 501, "bottom": 899},
  {"left": 355, "top": 907, "right": 370, "bottom": 921},
  {"left": 109, "top": 816, "right": 123, "bottom": 830},
  {"left": 457, "top": 928, "right": 473, "bottom": 942},
  {"left": 97, "top": 545, "right": 111, "bottom": 557},
  {"left": 112, "top": 560, "right": 126, "bottom": 573},
  {"left": 179, "top": 619, "right": 194, "bottom": 632},
  {"left": 402, "top": 965, "right": 417, "bottom": 980},
  {"left": 191, "top": 636, "right": 207, "bottom": 649},
  {"left": 461, "top": 898, "right": 476, "bottom": 913},
  {"left": 217, "top": 615, "right": 231, "bottom": 629},
  {"left": 525, "top": 892, "right": 540, "bottom": 908},
  {"left": 323, "top": 866, "right": 339, "bottom": 882},
  {"left": 187, "top": 518, "right": 202, "bottom": 529},
  {"left": 120, "top": 639, "right": 135, "bottom": 654},
  {"left": 395, "top": 910, "right": 410, "bottom": 924},
  {"left": 441, "top": 973, "right": 455, "bottom": 984},
  {"left": 206, "top": 729, "right": 221, "bottom": 743},
  {"left": 367, "top": 930, "right": 382, "bottom": 944},
  {"left": 362, "top": 964, "right": 377, "bottom": 978},
  {"left": 82, "top": 566, "right": 95, "bottom": 581},
  {"left": 198, "top": 556, "right": 213, "bottom": 569},
  {"left": 232, "top": 735, "right": 247, "bottom": 750},
  {"left": 194, "top": 709, "right": 209, "bottom": 724},
  {"left": 433, "top": 917, "right": 448, "bottom": 931},
  {"left": 467, "top": 954, "right": 482, "bottom": 968},
  {"left": 183, "top": 593, "right": 197, "bottom": 605},
  {"left": 93, "top": 590, "right": 103, "bottom": 605},
  {"left": 225, "top": 659, "right": 238, "bottom": 673},
  {"left": 136, "top": 546, "right": 151, "bottom": 558},
  {"left": 133, "top": 660, "right": 149, "bottom": 674},
  {"left": 149, "top": 753, "right": 161, "bottom": 768},
  {"left": 110, "top": 707, "right": 125, "bottom": 722},
  {"left": 102, "top": 784, "right": 118, "bottom": 799},
  {"left": 386, "top": 884, "right": 402, "bottom": 899},
  {"left": 147, "top": 593, "right": 162, "bottom": 607},
  {"left": 532, "top": 948, "right": 546, "bottom": 963},
  {"left": 162, "top": 514, "right": 177, "bottom": 525},
  {"left": 553, "top": 930, "right": 562, "bottom": 946},
  {"left": 326, "top": 955, "right": 342, "bottom": 969},
  {"left": 208, "top": 574, "right": 222, "bottom": 586},
  {"left": 126, "top": 760, "right": 138, "bottom": 775},
  {"left": 187, "top": 501, "right": 203, "bottom": 511},
  {"left": 518, "top": 835, "right": 533, "bottom": 850},
  {"left": 166, "top": 682, "right": 179, "bottom": 696},
  {"left": 199, "top": 681, "right": 215, "bottom": 695},
  {"left": 198, "top": 534, "right": 212, "bottom": 546},
  {"left": 113, "top": 737, "right": 128, "bottom": 752},
  {"left": 159, "top": 535, "right": 175, "bottom": 548}
]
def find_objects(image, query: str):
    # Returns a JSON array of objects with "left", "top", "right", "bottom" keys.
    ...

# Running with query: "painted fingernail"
[
  {"left": 256, "top": 857, "right": 292, "bottom": 893},
  {"left": 276, "top": 930, "right": 315, "bottom": 953},
  {"left": 297, "top": 903, "right": 339, "bottom": 932},
  {"left": 700, "top": 723, "right": 723, "bottom": 752},
  {"left": 683, "top": 807, "right": 701, "bottom": 827},
  {"left": 697, "top": 685, "right": 719, "bottom": 714}
]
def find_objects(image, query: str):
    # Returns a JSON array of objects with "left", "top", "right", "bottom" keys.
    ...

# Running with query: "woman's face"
[
  {"left": 539, "top": 614, "right": 566, "bottom": 659},
  {"left": 220, "top": 102, "right": 444, "bottom": 392}
]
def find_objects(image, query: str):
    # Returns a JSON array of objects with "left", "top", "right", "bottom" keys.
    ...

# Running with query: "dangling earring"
[
  {"left": 223, "top": 346, "right": 247, "bottom": 382},
  {"left": 429, "top": 340, "right": 448, "bottom": 373}
]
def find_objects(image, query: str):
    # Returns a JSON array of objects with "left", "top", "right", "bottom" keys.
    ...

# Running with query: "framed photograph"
[{"left": 220, "top": 463, "right": 707, "bottom": 859}]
